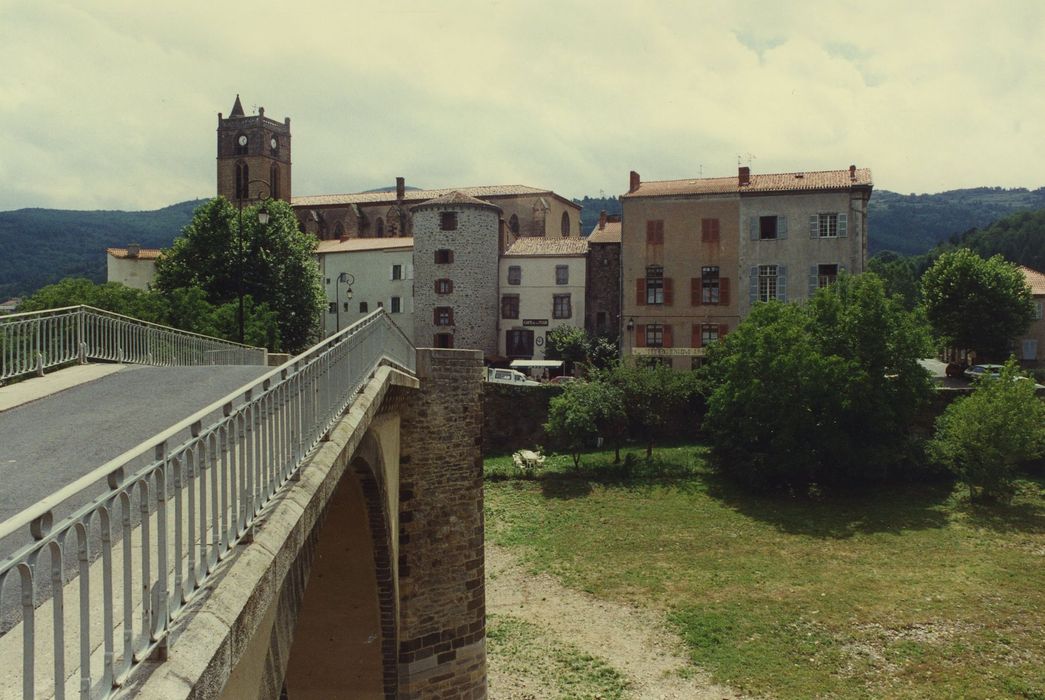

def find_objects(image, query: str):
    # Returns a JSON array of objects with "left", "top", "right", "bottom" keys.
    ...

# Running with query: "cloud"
[{"left": 1, "top": 0, "right": 1044, "bottom": 211}]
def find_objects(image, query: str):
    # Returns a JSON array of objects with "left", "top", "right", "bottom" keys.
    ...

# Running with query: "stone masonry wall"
[
  {"left": 397, "top": 348, "right": 487, "bottom": 698},
  {"left": 585, "top": 241, "right": 621, "bottom": 338},
  {"left": 413, "top": 205, "right": 500, "bottom": 357}
]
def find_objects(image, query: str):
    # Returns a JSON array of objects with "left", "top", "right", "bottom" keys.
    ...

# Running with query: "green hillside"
[{"left": 0, "top": 200, "right": 204, "bottom": 299}]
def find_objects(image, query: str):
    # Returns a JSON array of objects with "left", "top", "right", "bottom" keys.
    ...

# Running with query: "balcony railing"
[{"left": 0, "top": 310, "right": 415, "bottom": 699}]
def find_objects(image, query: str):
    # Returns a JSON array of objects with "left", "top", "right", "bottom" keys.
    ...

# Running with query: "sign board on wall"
[
  {"left": 523, "top": 319, "right": 549, "bottom": 327},
  {"left": 631, "top": 347, "right": 705, "bottom": 357}
]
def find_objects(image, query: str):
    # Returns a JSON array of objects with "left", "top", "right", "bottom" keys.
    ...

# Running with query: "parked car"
[
  {"left": 486, "top": 368, "right": 540, "bottom": 386},
  {"left": 548, "top": 375, "right": 578, "bottom": 385},
  {"left": 963, "top": 364, "right": 1004, "bottom": 380}
]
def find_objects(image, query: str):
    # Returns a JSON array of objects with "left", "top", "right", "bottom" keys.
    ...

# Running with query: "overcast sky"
[{"left": 2, "top": 1, "right": 1043, "bottom": 212}]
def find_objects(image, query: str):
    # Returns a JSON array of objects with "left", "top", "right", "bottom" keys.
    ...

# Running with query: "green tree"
[
  {"left": 544, "top": 380, "right": 626, "bottom": 468},
  {"left": 604, "top": 362, "right": 698, "bottom": 459},
  {"left": 544, "top": 326, "right": 589, "bottom": 368},
  {"left": 702, "top": 274, "right": 934, "bottom": 490},
  {"left": 155, "top": 197, "right": 323, "bottom": 353},
  {"left": 867, "top": 251, "right": 920, "bottom": 309},
  {"left": 929, "top": 359, "right": 1045, "bottom": 502},
  {"left": 21, "top": 278, "right": 168, "bottom": 323},
  {"left": 921, "top": 249, "right": 1034, "bottom": 361}
]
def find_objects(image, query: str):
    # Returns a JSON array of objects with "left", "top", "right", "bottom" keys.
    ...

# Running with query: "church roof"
[
  {"left": 293, "top": 184, "right": 580, "bottom": 210},
  {"left": 230, "top": 94, "right": 245, "bottom": 117}
]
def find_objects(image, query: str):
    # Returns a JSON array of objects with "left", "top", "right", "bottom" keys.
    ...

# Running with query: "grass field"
[{"left": 484, "top": 445, "right": 1045, "bottom": 699}]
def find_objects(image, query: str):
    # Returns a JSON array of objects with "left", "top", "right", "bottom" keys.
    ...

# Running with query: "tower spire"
[{"left": 230, "top": 94, "right": 245, "bottom": 117}]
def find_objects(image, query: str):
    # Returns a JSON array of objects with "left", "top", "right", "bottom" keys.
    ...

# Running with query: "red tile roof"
[
  {"left": 504, "top": 237, "right": 588, "bottom": 256},
  {"left": 587, "top": 221, "right": 621, "bottom": 243},
  {"left": 624, "top": 168, "right": 873, "bottom": 198},
  {"left": 1019, "top": 266, "right": 1045, "bottom": 295},
  {"left": 315, "top": 238, "right": 413, "bottom": 254},
  {"left": 106, "top": 247, "right": 163, "bottom": 260}
]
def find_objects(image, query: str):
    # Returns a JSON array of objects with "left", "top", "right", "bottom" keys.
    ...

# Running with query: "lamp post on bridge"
[
  {"left": 237, "top": 179, "right": 272, "bottom": 344},
  {"left": 335, "top": 272, "right": 355, "bottom": 334}
]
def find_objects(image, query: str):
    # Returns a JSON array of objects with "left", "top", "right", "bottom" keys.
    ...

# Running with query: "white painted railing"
[
  {"left": 0, "top": 306, "right": 266, "bottom": 382},
  {"left": 0, "top": 310, "right": 415, "bottom": 698}
]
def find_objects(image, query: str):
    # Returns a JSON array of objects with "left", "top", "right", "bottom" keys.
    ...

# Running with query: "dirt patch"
[{"left": 485, "top": 542, "right": 744, "bottom": 699}]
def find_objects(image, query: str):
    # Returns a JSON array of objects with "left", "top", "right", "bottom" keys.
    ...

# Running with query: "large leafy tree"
[
  {"left": 920, "top": 249, "right": 1034, "bottom": 361},
  {"left": 155, "top": 197, "right": 322, "bottom": 353},
  {"left": 544, "top": 380, "right": 626, "bottom": 468},
  {"left": 603, "top": 362, "right": 699, "bottom": 459},
  {"left": 702, "top": 274, "right": 934, "bottom": 490},
  {"left": 929, "top": 358, "right": 1045, "bottom": 502}
]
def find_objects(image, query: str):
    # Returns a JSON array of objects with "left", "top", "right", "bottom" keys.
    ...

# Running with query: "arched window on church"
[
  {"left": 270, "top": 164, "right": 280, "bottom": 199},
  {"left": 235, "top": 133, "right": 248, "bottom": 155},
  {"left": 376, "top": 217, "right": 385, "bottom": 238},
  {"left": 235, "top": 161, "right": 249, "bottom": 200},
  {"left": 561, "top": 211, "right": 571, "bottom": 237},
  {"left": 334, "top": 221, "right": 344, "bottom": 239},
  {"left": 509, "top": 214, "right": 519, "bottom": 234}
]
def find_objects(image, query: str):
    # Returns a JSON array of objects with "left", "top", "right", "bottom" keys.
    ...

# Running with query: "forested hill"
[
  {"left": 574, "top": 187, "right": 1045, "bottom": 256},
  {"left": 0, "top": 200, "right": 204, "bottom": 299}
]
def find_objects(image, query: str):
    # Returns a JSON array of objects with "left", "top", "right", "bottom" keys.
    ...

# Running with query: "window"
[
  {"left": 327, "top": 302, "right": 336, "bottom": 314},
  {"left": 434, "top": 307, "right": 454, "bottom": 326},
  {"left": 810, "top": 213, "right": 848, "bottom": 238},
  {"left": 561, "top": 211, "right": 571, "bottom": 237},
  {"left": 440, "top": 211, "right": 458, "bottom": 231},
  {"left": 555, "top": 265, "right": 569, "bottom": 285},
  {"left": 359, "top": 302, "right": 368, "bottom": 313},
  {"left": 759, "top": 216, "right": 779, "bottom": 240},
  {"left": 325, "top": 277, "right": 331, "bottom": 285},
  {"left": 435, "top": 249, "right": 454, "bottom": 264},
  {"left": 376, "top": 218, "right": 385, "bottom": 237},
  {"left": 1023, "top": 339, "right": 1039, "bottom": 361},
  {"left": 702, "top": 266, "right": 720, "bottom": 304},
  {"left": 235, "top": 161, "right": 249, "bottom": 199},
  {"left": 501, "top": 294, "right": 520, "bottom": 319},
  {"left": 434, "top": 333, "right": 454, "bottom": 348},
  {"left": 817, "top": 264, "right": 838, "bottom": 288},
  {"left": 507, "top": 265, "right": 521, "bottom": 285},
  {"left": 334, "top": 222, "right": 344, "bottom": 238},
  {"left": 646, "top": 265, "right": 664, "bottom": 304},
  {"left": 391, "top": 264, "right": 403, "bottom": 280},
  {"left": 270, "top": 164, "right": 280, "bottom": 199},
  {"left": 377, "top": 301, "right": 384, "bottom": 308},
  {"left": 553, "top": 294, "right": 572, "bottom": 319},
  {"left": 646, "top": 220, "right": 664, "bottom": 245},
  {"left": 506, "top": 329, "right": 534, "bottom": 358},
  {"left": 645, "top": 323, "right": 664, "bottom": 348},
  {"left": 390, "top": 296, "right": 402, "bottom": 313},
  {"left": 1036, "top": 301, "right": 1043, "bottom": 321},
  {"left": 596, "top": 311, "right": 608, "bottom": 333},
  {"left": 343, "top": 302, "right": 350, "bottom": 311},
  {"left": 435, "top": 278, "right": 453, "bottom": 294},
  {"left": 701, "top": 218, "right": 720, "bottom": 243},
  {"left": 701, "top": 324, "right": 720, "bottom": 346},
  {"left": 508, "top": 214, "right": 520, "bottom": 234},
  {"left": 758, "top": 264, "right": 779, "bottom": 302}
]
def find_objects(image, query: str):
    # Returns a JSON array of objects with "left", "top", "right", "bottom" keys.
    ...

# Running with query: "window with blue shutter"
[
  {"left": 749, "top": 266, "right": 759, "bottom": 303},
  {"left": 778, "top": 217, "right": 788, "bottom": 240},
  {"left": 809, "top": 265, "right": 819, "bottom": 297},
  {"left": 809, "top": 215, "right": 819, "bottom": 239},
  {"left": 777, "top": 265, "right": 788, "bottom": 301},
  {"left": 838, "top": 213, "right": 848, "bottom": 237}
]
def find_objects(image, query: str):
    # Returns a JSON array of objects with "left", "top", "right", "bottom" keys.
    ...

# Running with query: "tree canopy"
[
  {"left": 544, "top": 380, "right": 626, "bottom": 468},
  {"left": 701, "top": 274, "right": 934, "bottom": 490},
  {"left": 154, "top": 197, "right": 322, "bottom": 353},
  {"left": 920, "top": 249, "right": 1034, "bottom": 361}
]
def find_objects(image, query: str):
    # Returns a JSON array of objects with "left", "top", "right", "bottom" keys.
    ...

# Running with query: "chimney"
[
  {"left": 738, "top": 166, "right": 751, "bottom": 186},
  {"left": 629, "top": 170, "right": 641, "bottom": 193},
  {"left": 258, "top": 106, "right": 265, "bottom": 118},
  {"left": 849, "top": 164, "right": 857, "bottom": 180},
  {"left": 599, "top": 210, "right": 607, "bottom": 230},
  {"left": 396, "top": 176, "right": 405, "bottom": 202},
  {"left": 126, "top": 243, "right": 141, "bottom": 259}
]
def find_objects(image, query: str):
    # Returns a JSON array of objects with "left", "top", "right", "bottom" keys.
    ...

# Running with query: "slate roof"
[
  {"left": 503, "top": 237, "right": 588, "bottom": 256},
  {"left": 413, "top": 190, "right": 500, "bottom": 211},
  {"left": 293, "top": 184, "right": 579, "bottom": 209},
  {"left": 624, "top": 168, "right": 873, "bottom": 198},
  {"left": 106, "top": 247, "right": 163, "bottom": 260},
  {"left": 587, "top": 221, "right": 622, "bottom": 244},
  {"left": 1019, "top": 265, "right": 1045, "bottom": 295}
]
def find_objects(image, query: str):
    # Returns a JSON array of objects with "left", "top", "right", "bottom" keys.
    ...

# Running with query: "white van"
[{"left": 486, "top": 368, "right": 540, "bottom": 386}]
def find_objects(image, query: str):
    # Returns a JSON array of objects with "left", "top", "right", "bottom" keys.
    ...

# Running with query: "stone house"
[
  {"left": 585, "top": 211, "right": 621, "bottom": 339},
  {"left": 620, "top": 166, "right": 872, "bottom": 370},
  {"left": 1018, "top": 265, "right": 1045, "bottom": 366},
  {"left": 498, "top": 237, "right": 588, "bottom": 361},
  {"left": 316, "top": 237, "right": 414, "bottom": 341}
]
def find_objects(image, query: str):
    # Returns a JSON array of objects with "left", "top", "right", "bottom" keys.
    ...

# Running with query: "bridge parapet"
[{"left": 0, "top": 311, "right": 413, "bottom": 699}]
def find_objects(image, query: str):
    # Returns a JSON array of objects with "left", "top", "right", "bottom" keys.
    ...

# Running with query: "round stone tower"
[{"left": 412, "top": 191, "right": 501, "bottom": 357}]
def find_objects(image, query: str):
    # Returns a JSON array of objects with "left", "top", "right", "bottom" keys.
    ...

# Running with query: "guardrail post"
[{"left": 35, "top": 352, "right": 45, "bottom": 377}]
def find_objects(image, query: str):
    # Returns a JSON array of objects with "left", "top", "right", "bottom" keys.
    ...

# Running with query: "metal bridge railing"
[
  {"left": 0, "top": 306, "right": 267, "bottom": 382},
  {"left": 0, "top": 310, "right": 415, "bottom": 699}
]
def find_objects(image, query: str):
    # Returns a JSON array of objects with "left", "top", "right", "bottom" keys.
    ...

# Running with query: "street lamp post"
[
  {"left": 237, "top": 179, "right": 272, "bottom": 343},
  {"left": 335, "top": 272, "right": 355, "bottom": 334}
]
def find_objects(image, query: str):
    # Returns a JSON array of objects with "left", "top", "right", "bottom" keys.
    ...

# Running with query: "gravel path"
[{"left": 485, "top": 542, "right": 745, "bottom": 700}]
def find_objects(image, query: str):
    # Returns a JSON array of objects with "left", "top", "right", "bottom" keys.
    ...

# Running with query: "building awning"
[{"left": 510, "top": 360, "right": 563, "bottom": 369}]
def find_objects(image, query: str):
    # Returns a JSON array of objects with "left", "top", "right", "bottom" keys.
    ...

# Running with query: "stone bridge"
[{"left": 0, "top": 308, "right": 489, "bottom": 699}]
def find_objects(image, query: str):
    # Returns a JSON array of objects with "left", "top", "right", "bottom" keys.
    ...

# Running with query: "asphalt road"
[{"left": 0, "top": 364, "right": 270, "bottom": 527}]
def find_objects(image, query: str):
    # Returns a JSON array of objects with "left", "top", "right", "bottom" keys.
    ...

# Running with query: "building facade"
[
  {"left": 216, "top": 95, "right": 292, "bottom": 204},
  {"left": 1018, "top": 265, "right": 1045, "bottom": 367},
  {"left": 498, "top": 238, "right": 587, "bottom": 361},
  {"left": 316, "top": 238, "right": 414, "bottom": 341},
  {"left": 621, "top": 166, "right": 872, "bottom": 370},
  {"left": 585, "top": 212, "right": 622, "bottom": 339},
  {"left": 412, "top": 192, "right": 502, "bottom": 356},
  {"left": 106, "top": 245, "right": 162, "bottom": 290}
]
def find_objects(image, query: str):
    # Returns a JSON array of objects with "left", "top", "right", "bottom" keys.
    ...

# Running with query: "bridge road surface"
[{"left": 0, "top": 364, "right": 269, "bottom": 633}]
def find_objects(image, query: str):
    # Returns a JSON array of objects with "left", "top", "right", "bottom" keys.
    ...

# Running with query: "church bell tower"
[{"left": 216, "top": 95, "right": 292, "bottom": 203}]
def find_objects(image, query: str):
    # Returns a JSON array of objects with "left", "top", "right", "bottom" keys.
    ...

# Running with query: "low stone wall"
[{"left": 482, "top": 383, "right": 563, "bottom": 454}]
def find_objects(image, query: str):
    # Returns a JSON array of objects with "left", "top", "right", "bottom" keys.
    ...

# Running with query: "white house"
[
  {"left": 106, "top": 245, "right": 162, "bottom": 290},
  {"left": 498, "top": 237, "right": 587, "bottom": 360}
]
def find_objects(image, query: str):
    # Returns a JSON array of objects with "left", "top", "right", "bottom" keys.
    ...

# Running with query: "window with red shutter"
[
  {"left": 663, "top": 278, "right": 673, "bottom": 306},
  {"left": 719, "top": 324, "right": 729, "bottom": 339},
  {"left": 701, "top": 218, "right": 720, "bottom": 243},
  {"left": 720, "top": 278, "right": 730, "bottom": 306},
  {"left": 692, "top": 324, "right": 702, "bottom": 348},
  {"left": 635, "top": 324, "right": 646, "bottom": 348},
  {"left": 646, "top": 220, "right": 664, "bottom": 245},
  {"left": 691, "top": 278, "right": 702, "bottom": 306},
  {"left": 662, "top": 324, "right": 673, "bottom": 348},
  {"left": 636, "top": 278, "right": 646, "bottom": 306}
]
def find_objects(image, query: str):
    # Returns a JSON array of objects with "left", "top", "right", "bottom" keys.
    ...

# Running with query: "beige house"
[
  {"left": 620, "top": 165, "right": 872, "bottom": 370},
  {"left": 106, "top": 245, "right": 162, "bottom": 290},
  {"left": 498, "top": 238, "right": 588, "bottom": 361},
  {"left": 316, "top": 238, "right": 414, "bottom": 341},
  {"left": 1018, "top": 266, "right": 1045, "bottom": 366}
]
